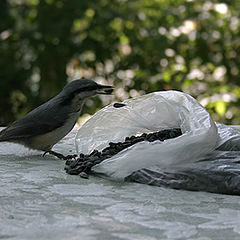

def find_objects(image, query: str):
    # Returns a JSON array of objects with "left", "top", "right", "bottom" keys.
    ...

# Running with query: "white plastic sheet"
[
  {"left": 75, "top": 91, "right": 219, "bottom": 179},
  {"left": 215, "top": 122, "right": 240, "bottom": 151}
]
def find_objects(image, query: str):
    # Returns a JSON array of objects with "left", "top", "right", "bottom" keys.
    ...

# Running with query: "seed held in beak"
[{"left": 96, "top": 84, "right": 114, "bottom": 95}]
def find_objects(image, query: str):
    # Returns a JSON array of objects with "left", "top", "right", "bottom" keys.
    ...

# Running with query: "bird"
[{"left": 0, "top": 79, "right": 113, "bottom": 159}]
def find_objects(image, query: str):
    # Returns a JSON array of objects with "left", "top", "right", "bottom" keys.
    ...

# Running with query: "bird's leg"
[{"left": 43, "top": 150, "right": 77, "bottom": 160}]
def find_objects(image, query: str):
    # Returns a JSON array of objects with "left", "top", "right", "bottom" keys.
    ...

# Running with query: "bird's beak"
[{"left": 96, "top": 84, "right": 114, "bottom": 95}]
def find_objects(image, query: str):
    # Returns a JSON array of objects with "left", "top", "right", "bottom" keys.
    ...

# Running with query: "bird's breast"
[{"left": 30, "top": 114, "right": 79, "bottom": 151}]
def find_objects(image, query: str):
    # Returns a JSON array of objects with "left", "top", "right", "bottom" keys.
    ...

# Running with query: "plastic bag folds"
[{"left": 75, "top": 91, "right": 218, "bottom": 179}]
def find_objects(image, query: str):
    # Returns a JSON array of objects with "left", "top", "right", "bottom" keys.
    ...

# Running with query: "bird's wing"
[
  {"left": 0, "top": 97, "right": 71, "bottom": 141},
  {"left": 0, "top": 122, "right": 57, "bottom": 141}
]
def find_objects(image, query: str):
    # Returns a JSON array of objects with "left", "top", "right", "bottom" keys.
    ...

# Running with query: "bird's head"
[
  {"left": 56, "top": 79, "right": 113, "bottom": 113},
  {"left": 59, "top": 79, "right": 113, "bottom": 108}
]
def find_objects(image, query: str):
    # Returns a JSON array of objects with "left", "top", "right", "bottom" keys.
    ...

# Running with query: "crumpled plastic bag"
[
  {"left": 75, "top": 90, "right": 220, "bottom": 179},
  {"left": 215, "top": 122, "right": 240, "bottom": 151},
  {"left": 125, "top": 150, "right": 240, "bottom": 195}
]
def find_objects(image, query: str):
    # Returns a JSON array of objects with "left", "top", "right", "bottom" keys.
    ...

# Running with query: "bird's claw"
[{"left": 43, "top": 150, "right": 77, "bottom": 160}]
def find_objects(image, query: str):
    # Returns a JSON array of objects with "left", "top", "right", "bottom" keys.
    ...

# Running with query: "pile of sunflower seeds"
[{"left": 64, "top": 128, "right": 182, "bottom": 178}]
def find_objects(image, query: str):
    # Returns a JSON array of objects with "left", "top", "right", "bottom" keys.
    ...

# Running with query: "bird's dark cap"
[{"left": 62, "top": 78, "right": 113, "bottom": 95}]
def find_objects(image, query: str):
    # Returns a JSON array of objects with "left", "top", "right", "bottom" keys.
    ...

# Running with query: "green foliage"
[{"left": 0, "top": 0, "right": 240, "bottom": 125}]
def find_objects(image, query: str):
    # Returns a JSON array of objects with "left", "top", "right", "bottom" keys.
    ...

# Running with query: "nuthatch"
[{"left": 0, "top": 79, "right": 113, "bottom": 159}]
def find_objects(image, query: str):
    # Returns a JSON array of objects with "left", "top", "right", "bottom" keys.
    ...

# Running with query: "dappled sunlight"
[{"left": 1, "top": 0, "right": 240, "bottom": 125}]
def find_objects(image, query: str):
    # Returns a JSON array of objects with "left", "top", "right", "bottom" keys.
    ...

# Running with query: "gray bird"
[{"left": 0, "top": 79, "right": 113, "bottom": 159}]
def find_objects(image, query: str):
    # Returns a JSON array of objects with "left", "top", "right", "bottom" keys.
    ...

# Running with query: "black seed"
[
  {"left": 147, "top": 135, "right": 157, "bottom": 142},
  {"left": 89, "top": 149, "right": 99, "bottom": 157},
  {"left": 65, "top": 159, "right": 74, "bottom": 166},
  {"left": 137, "top": 136, "right": 145, "bottom": 141},
  {"left": 95, "top": 159, "right": 103, "bottom": 164},
  {"left": 101, "top": 152, "right": 109, "bottom": 157},
  {"left": 114, "top": 145, "right": 124, "bottom": 152},
  {"left": 130, "top": 136, "right": 136, "bottom": 140},
  {"left": 145, "top": 134, "right": 152, "bottom": 141},
  {"left": 108, "top": 148, "right": 118, "bottom": 155},
  {"left": 109, "top": 142, "right": 116, "bottom": 147},
  {"left": 131, "top": 138, "right": 142, "bottom": 144},
  {"left": 79, "top": 172, "right": 89, "bottom": 179},
  {"left": 69, "top": 158, "right": 82, "bottom": 168},
  {"left": 122, "top": 142, "right": 132, "bottom": 148},
  {"left": 102, "top": 147, "right": 111, "bottom": 152},
  {"left": 141, "top": 133, "right": 148, "bottom": 138},
  {"left": 79, "top": 153, "right": 85, "bottom": 158},
  {"left": 113, "top": 103, "right": 126, "bottom": 108},
  {"left": 85, "top": 162, "right": 93, "bottom": 167},
  {"left": 65, "top": 128, "right": 182, "bottom": 178}
]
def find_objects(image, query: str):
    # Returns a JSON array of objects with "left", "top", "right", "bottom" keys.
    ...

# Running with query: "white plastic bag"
[
  {"left": 75, "top": 90, "right": 218, "bottom": 179},
  {"left": 215, "top": 122, "right": 240, "bottom": 150}
]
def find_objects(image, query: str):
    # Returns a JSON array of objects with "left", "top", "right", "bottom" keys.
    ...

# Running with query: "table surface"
[{"left": 1, "top": 128, "right": 240, "bottom": 240}]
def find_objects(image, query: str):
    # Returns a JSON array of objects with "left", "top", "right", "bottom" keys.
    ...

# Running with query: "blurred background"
[{"left": 0, "top": 0, "right": 239, "bottom": 126}]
